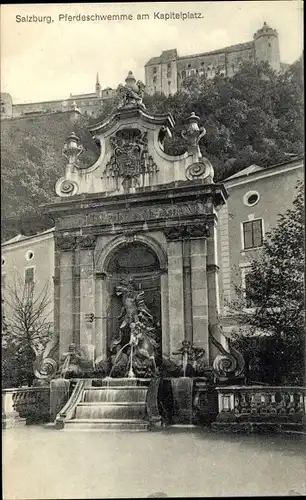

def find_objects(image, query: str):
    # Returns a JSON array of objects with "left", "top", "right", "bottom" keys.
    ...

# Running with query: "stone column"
[
  {"left": 53, "top": 246, "right": 61, "bottom": 361},
  {"left": 94, "top": 275, "right": 109, "bottom": 361},
  {"left": 206, "top": 219, "right": 225, "bottom": 362},
  {"left": 78, "top": 235, "right": 96, "bottom": 363},
  {"left": 160, "top": 272, "right": 170, "bottom": 356},
  {"left": 165, "top": 229, "right": 185, "bottom": 359},
  {"left": 72, "top": 246, "right": 80, "bottom": 346},
  {"left": 189, "top": 225, "right": 209, "bottom": 358},
  {"left": 56, "top": 235, "right": 75, "bottom": 356},
  {"left": 182, "top": 239, "right": 193, "bottom": 343}
]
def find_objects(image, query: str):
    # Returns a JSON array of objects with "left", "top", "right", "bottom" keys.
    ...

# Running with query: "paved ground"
[{"left": 2, "top": 425, "right": 306, "bottom": 499}]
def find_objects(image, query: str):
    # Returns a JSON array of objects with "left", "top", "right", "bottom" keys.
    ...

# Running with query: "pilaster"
[
  {"left": 165, "top": 235, "right": 185, "bottom": 358},
  {"left": 190, "top": 236, "right": 209, "bottom": 357},
  {"left": 78, "top": 235, "right": 96, "bottom": 362},
  {"left": 55, "top": 234, "right": 76, "bottom": 356}
]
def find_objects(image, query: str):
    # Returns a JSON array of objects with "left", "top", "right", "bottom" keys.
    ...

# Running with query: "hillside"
[
  {"left": 1, "top": 59, "right": 303, "bottom": 242},
  {"left": 1, "top": 111, "right": 99, "bottom": 241}
]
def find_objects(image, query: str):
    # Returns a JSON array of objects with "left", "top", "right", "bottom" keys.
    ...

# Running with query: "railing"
[
  {"left": 213, "top": 385, "right": 306, "bottom": 433},
  {"left": 2, "top": 386, "right": 50, "bottom": 426},
  {"left": 55, "top": 379, "right": 92, "bottom": 429}
]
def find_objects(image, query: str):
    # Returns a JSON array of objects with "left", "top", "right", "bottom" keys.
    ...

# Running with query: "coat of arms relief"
[{"left": 103, "top": 129, "right": 158, "bottom": 191}]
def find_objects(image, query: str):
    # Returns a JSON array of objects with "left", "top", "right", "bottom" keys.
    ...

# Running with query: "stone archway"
[{"left": 94, "top": 234, "right": 169, "bottom": 362}]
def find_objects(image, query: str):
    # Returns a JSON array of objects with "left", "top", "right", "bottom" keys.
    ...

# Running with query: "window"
[
  {"left": 243, "top": 191, "right": 260, "bottom": 207},
  {"left": 153, "top": 67, "right": 157, "bottom": 74},
  {"left": 153, "top": 76, "right": 157, "bottom": 83},
  {"left": 25, "top": 250, "right": 34, "bottom": 261},
  {"left": 243, "top": 219, "right": 263, "bottom": 250},
  {"left": 181, "top": 70, "right": 186, "bottom": 79},
  {"left": 188, "top": 64, "right": 191, "bottom": 68},
  {"left": 1, "top": 257, "right": 5, "bottom": 266},
  {"left": 25, "top": 267, "right": 35, "bottom": 284}
]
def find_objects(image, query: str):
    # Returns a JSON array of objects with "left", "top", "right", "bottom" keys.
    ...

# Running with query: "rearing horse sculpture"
[{"left": 110, "top": 277, "right": 159, "bottom": 377}]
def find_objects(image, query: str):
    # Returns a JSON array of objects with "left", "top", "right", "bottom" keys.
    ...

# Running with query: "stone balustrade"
[
  {"left": 2, "top": 386, "right": 50, "bottom": 428},
  {"left": 212, "top": 385, "right": 306, "bottom": 433}
]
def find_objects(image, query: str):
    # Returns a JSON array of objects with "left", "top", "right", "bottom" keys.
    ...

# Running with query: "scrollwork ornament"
[
  {"left": 185, "top": 158, "right": 214, "bottom": 181},
  {"left": 185, "top": 162, "right": 206, "bottom": 180},
  {"left": 56, "top": 178, "right": 78, "bottom": 197},
  {"left": 34, "top": 358, "right": 58, "bottom": 380}
]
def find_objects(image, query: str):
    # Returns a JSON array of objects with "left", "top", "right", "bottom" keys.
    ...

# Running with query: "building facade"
[
  {"left": 1, "top": 23, "right": 292, "bottom": 120},
  {"left": 218, "top": 155, "right": 304, "bottom": 332},
  {"left": 145, "top": 22, "right": 287, "bottom": 96},
  {"left": 1, "top": 228, "right": 55, "bottom": 331},
  {"left": 0, "top": 74, "right": 117, "bottom": 120}
]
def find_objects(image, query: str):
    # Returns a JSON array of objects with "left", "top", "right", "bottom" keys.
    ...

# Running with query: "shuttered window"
[{"left": 243, "top": 219, "right": 263, "bottom": 249}]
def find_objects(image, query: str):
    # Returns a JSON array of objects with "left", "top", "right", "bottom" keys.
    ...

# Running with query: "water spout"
[{"left": 109, "top": 342, "right": 130, "bottom": 378}]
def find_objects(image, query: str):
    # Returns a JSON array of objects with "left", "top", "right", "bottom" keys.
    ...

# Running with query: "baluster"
[
  {"left": 277, "top": 391, "right": 287, "bottom": 414},
  {"left": 234, "top": 392, "right": 240, "bottom": 415},
  {"left": 269, "top": 392, "right": 277, "bottom": 415},
  {"left": 240, "top": 392, "right": 249, "bottom": 415},
  {"left": 296, "top": 392, "right": 304, "bottom": 414},
  {"left": 259, "top": 393, "right": 268, "bottom": 414},
  {"left": 288, "top": 392, "right": 296, "bottom": 414},
  {"left": 250, "top": 393, "right": 257, "bottom": 414}
]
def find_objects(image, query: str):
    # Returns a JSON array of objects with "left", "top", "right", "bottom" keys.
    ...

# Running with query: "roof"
[
  {"left": 178, "top": 41, "right": 254, "bottom": 61},
  {"left": 223, "top": 155, "right": 304, "bottom": 182},
  {"left": 145, "top": 49, "right": 178, "bottom": 66},
  {"left": 69, "top": 93, "right": 98, "bottom": 100},
  {"left": 225, "top": 164, "right": 264, "bottom": 180},
  {"left": 2, "top": 227, "right": 55, "bottom": 247},
  {"left": 145, "top": 41, "right": 254, "bottom": 66},
  {"left": 2, "top": 234, "right": 28, "bottom": 245}
]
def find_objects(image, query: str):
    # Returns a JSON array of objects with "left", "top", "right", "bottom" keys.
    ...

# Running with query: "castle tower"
[
  {"left": 95, "top": 73, "right": 101, "bottom": 97},
  {"left": 253, "top": 22, "right": 281, "bottom": 72}
]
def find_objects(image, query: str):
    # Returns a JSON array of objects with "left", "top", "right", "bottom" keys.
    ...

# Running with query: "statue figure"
[
  {"left": 173, "top": 340, "right": 207, "bottom": 377},
  {"left": 110, "top": 278, "right": 159, "bottom": 377},
  {"left": 116, "top": 71, "right": 146, "bottom": 110},
  {"left": 60, "top": 343, "right": 84, "bottom": 378}
]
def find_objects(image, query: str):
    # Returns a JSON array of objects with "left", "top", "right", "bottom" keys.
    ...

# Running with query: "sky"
[{"left": 1, "top": 1, "right": 303, "bottom": 104}]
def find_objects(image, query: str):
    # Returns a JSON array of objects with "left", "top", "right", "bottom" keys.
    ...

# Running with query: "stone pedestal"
[
  {"left": 50, "top": 378, "right": 71, "bottom": 421},
  {"left": 2, "top": 389, "right": 26, "bottom": 429},
  {"left": 170, "top": 377, "right": 194, "bottom": 425}
]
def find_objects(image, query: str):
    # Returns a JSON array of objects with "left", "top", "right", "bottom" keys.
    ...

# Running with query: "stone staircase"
[{"left": 55, "top": 378, "right": 160, "bottom": 431}]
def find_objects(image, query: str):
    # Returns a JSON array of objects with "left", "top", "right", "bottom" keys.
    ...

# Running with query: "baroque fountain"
[{"left": 8, "top": 70, "right": 247, "bottom": 431}]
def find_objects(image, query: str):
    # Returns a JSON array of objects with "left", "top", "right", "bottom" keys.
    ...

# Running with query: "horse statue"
[{"left": 110, "top": 277, "right": 159, "bottom": 377}]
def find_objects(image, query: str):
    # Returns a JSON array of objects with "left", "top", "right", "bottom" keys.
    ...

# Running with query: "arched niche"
[{"left": 95, "top": 235, "right": 167, "bottom": 359}]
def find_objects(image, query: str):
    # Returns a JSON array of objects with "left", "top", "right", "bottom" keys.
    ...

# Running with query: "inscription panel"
[{"left": 57, "top": 201, "right": 211, "bottom": 230}]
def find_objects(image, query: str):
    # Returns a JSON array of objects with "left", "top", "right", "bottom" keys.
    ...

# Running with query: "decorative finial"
[
  {"left": 181, "top": 112, "right": 206, "bottom": 148},
  {"left": 62, "top": 132, "right": 84, "bottom": 165}
]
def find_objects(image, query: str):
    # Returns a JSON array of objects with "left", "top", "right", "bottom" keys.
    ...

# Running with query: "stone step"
[
  {"left": 64, "top": 419, "right": 149, "bottom": 431},
  {"left": 78, "top": 402, "right": 146, "bottom": 406},
  {"left": 91, "top": 378, "right": 150, "bottom": 387},
  {"left": 75, "top": 402, "right": 147, "bottom": 420},
  {"left": 82, "top": 387, "right": 148, "bottom": 403},
  {"left": 86, "top": 386, "right": 148, "bottom": 390}
]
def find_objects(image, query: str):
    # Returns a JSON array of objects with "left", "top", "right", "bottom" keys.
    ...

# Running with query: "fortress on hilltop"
[{"left": 1, "top": 23, "right": 290, "bottom": 119}]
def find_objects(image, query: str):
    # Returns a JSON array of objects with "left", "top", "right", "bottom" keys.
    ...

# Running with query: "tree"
[
  {"left": 2, "top": 276, "right": 53, "bottom": 388},
  {"left": 230, "top": 181, "right": 304, "bottom": 384}
]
